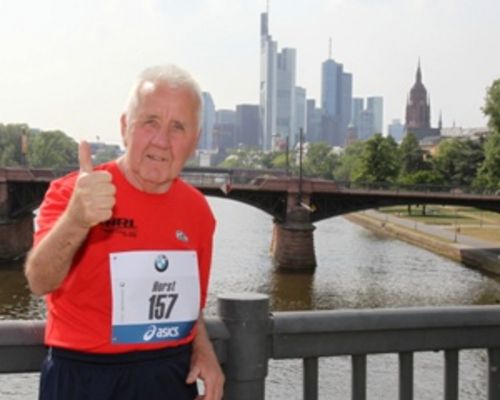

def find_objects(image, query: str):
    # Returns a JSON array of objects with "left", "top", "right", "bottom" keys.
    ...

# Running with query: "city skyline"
[{"left": 1, "top": 0, "right": 499, "bottom": 144}]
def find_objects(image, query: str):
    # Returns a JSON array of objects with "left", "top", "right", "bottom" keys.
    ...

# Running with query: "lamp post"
[
  {"left": 21, "top": 128, "right": 28, "bottom": 167},
  {"left": 298, "top": 127, "right": 304, "bottom": 205},
  {"left": 285, "top": 136, "right": 289, "bottom": 177}
]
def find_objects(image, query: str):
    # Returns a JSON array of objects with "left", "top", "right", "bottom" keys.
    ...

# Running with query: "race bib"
[{"left": 109, "top": 250, "right": 200, "bottom": 344}]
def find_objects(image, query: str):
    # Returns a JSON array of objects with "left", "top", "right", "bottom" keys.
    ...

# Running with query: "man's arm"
[
  {"left": 24, "top": 141, "right": 116, "bottom": 296},
  {"left": 187, "top": 315, "right": 225, "bottom": 400}
]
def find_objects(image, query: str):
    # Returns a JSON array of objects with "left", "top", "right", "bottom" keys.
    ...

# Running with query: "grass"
[{"left": 377, "top": 205, "right": 500, "bottom": 244}]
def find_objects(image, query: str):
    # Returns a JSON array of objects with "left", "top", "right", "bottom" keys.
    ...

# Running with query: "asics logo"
[{"left": 143, "top": 325, "right": 180, "bottom": 342}]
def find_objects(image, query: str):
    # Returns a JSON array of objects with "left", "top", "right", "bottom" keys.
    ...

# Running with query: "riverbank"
[{"left": 345, "top": 210, "right": 500, "bottom": 276}]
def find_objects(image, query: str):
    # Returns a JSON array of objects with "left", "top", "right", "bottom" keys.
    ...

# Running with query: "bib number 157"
[{"left": 148, "top": 294, "right": 179, "bottom": 320}]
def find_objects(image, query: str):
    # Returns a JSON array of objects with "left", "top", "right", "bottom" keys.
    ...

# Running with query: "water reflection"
[
  {"left": 2, "top": 198, "right": 500, "bottom": 399},
  {"left": 0, "top": 259, "right": 45, "bottom": 320},
  {"left": 269, "top": 271, "right": 315, "bottom": 311}
]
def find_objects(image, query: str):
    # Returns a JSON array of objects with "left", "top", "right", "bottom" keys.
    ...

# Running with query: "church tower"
[
  {"left": 405, "top": 60, "right": 430, "bottom": 129},
  {"left": 404, "top": 61, "right": 440, "bottom": 140}
]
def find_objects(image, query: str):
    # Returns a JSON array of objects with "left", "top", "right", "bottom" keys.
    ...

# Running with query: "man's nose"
[{"left": 151, "top": 126, "right": 171, "bottom": 148}]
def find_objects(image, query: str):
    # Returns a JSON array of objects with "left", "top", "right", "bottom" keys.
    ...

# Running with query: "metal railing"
[{"left": 2, "top": 293, "right": 500, "bottom": 400}]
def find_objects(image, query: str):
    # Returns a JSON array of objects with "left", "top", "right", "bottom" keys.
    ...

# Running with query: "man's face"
[{"left": 120, "top": 82, "right": 200, "bottom": 193}]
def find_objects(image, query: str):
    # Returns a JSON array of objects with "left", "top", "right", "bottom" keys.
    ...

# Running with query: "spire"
[
  {"left": 416, "top": 58, "right": 422, "bottom": 83},
  {"left": 328, "top": 37, "right": 332, "bottom": 59},
  {"left": 438, "top": 111, "right": 443, "bottom": 129}
]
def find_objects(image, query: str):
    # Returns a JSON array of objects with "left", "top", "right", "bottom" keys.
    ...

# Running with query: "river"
[{"left": 2, "top": 198, "right": 500, "bottom": 399}]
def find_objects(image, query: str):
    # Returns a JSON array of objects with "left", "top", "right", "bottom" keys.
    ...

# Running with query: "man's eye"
[
  {"left": 145, "top": 119, "right": 159, "bottom": 128},
  {"left": 173, "top": 121, "right": 185, "bottom": 131}
]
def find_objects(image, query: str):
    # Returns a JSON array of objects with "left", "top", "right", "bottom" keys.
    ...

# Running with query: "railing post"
[
  {"left": 488, "top": 348, "right": 500, "bottom": 400},
  {"left": 218, "top": 293, "right": 270, "bottom": 400}
]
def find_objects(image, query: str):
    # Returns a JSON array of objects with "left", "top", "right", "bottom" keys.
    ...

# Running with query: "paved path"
[{"left": 364, "top": 209, "right": 500, "bottom": 250}]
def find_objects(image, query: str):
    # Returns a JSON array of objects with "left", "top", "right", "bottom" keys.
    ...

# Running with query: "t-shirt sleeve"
[{"left": 34, "top": 176, "right": 75, "bottom": 247}]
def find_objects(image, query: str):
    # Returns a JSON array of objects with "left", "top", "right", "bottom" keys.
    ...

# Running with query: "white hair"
[{"left": 124, "top": 64, "right": 203, "bottom": 130}]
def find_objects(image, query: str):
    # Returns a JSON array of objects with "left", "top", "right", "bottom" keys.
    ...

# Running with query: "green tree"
[
  {"left": 474, "top": 130, "right": 500, "bottom": 190},
  {"left": 398, "top": 169, "right": 444, "bottom": 187},
  {"left": 398, "top": 133, "right": 427, "bottom": 176},
  {"left": 352, "top": 134, "right": 400, "bottom": 184},
  {"left": 29, "top": 130, "right": 78, "bottom": 169},
  {"left": 433, "top": 138, "right": 484, "bottom": 187},
  {"left": 219, "top": 147, "right": 263, "bottom": 168},
  {"left": 474, "top": 79, "right": 500, "bottom": 190},
  {"left": 0, "top": 123, "right": 29, "bottom": 166},
  {"left": 270, "top": 152, "right": 290, "bottom": 170},
  {"left": 333, "top": 140, "right": 364, "bottom": 181},
  {"left": 483, "top": 79, "right": 500, "bottom": 134},
  {"left": 303, "top": 142, "right": 338, "bottom": 179}
]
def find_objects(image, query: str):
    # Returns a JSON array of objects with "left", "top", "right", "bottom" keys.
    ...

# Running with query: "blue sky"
[{"left": 1, "top": 0, "right": 499, "bottom": 144}]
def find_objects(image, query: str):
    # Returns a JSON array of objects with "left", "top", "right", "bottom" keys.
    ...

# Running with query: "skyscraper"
[
  {"left": 367, "top": 96, "right": 383, "bottom": 135},
  {"left": 260, "top": 9, "right": 277, "bottom": 150},
  {"left": 306, "top": 99, "right": 322, "bottom": 142},
  {"left": 199, "top": 92, "right": 215, "bottom": 150},
  {"left": 276, "top": 48, "right": 296, "bottom": 142},
  {"left": 320, "top": 42, "right": 352, "bottom": 146},
  {"left": 294, "top": 86, "right": 306, "bottom": 139},
  {"left": 235, "top": 104, "right": 261, "bottom": 147},
  {"left": 260, "top": 6, "right": 298, "bottom": 150},
  {"left": 388, "top": 119, "right": 405, "bottom": 142}
]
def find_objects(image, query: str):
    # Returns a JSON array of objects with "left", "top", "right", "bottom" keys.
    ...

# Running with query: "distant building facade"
[
  {"left": 276, "top": 48, "right": 297, "bottom": 144},
  {"left": 235, "top": 104, "right": 261, "bottom": 147},
  {"left": 200, "top": 92, "right": 215, "bottom": 150},
  {"left": 367, "top": 96, "right": 383, "bottom": 134},
  {"left": 214, "top": 109, "right": 236, "bottom": 151},
  {"left": 388, "top": 119, "right": 405, "bottom": 142},
  {"left": 306, "top": 99, "right": 322, "bottom": 143},
  {"left": 321, "top": 54, "right": 352, "bottom": 147},
  {"left": 294, "top": 86, "right": 307, "bottom": 140},
  {"left": 260, "top": 11, "right": 277, "bottom": 150}
]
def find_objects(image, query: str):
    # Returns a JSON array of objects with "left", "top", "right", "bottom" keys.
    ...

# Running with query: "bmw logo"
[{"left": 154, "top": 255, "right": 169, "bottom": 272}]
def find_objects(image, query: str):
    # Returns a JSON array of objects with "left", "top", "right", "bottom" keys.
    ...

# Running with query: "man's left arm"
[{"left": 186, "top": 314, "right": 225, "bottom": 400}]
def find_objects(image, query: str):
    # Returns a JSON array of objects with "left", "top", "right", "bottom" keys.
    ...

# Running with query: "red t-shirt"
[{"left": 34, "top": 161, "right": 216, "bottom": 353}]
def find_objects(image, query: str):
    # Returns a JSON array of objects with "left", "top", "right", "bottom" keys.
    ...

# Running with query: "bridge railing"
[
  {"left": 333, "top": 180, "right": 500, "bottom": 196},
  {"left": 2, "top": 294, "right": 500, "bottom": 400}
]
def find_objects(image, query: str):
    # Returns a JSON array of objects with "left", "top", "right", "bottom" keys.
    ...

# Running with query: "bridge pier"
[
  {"left": 0, "top": 213, "right": 34, "bottom": 261},
  {"left": 271, "top": 208, "right": 316, "bottom": 272}
]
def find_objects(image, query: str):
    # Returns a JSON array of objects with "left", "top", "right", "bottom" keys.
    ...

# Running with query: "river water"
[{"left": 2, "top": 198, "right": 500, "bottom": 399}]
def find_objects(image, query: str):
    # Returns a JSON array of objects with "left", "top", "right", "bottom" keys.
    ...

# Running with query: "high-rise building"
[
  {"left": 276, "top": 48, "right": 296, "bottom": 143},
  {"left": 388, "top": 119, "right": 405, "bottom": 142},
  {"left": 214, "top": 109, "right": 236, "bottom": 151},
  {"left": 367, "top": 96, "right": 383, "bottom": 135},
  {"left": 320, "top": 43, "right": 352, "bottom": 146},
  {"left": 294, "top": 86, "right": 306, "bottom": 141},
  {"left": 260, "top": 10, "right": 277, "bottom": 150},
  {"left": 200, "top": 92, "right": 215, "bottom": 150},
  {"left": 306, "top": 99, "right": 322, "bottom": 142},
  {"left": 260, "top": 7, "right": 299, "bottom": 150},
  {"left": 351, "top": 97, "right": 364, "bottom": 128},
  {"left": 235, "top": 104, "right": 261, "bottom": 147},
  {"left": 358, "top": 109, "right": 374, "bottom": 140}
]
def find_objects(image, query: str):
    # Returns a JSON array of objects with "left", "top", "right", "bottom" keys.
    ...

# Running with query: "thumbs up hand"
[{"left": 67, "top": 141, "right": 116, "bottom": 229}]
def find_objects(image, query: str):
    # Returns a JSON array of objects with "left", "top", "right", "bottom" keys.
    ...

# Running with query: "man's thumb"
[{"left": 79, "top": 141, "right": 93, "bottom": 173}]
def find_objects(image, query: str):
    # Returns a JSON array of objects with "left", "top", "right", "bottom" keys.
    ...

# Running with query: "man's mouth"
[{"left": 147, "top": 154, "right": 167, "bottom": 162}]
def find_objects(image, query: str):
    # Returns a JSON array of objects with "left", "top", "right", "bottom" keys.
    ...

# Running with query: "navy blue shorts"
[{"left": 39, "top": 345, "right": 198, "bottom": 400}]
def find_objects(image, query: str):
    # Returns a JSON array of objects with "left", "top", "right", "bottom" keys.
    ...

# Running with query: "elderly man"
[{"left": 25, "top": 65, "right": 224, "bottom": 400}]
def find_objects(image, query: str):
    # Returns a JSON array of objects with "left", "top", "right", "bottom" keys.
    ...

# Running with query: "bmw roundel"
[{"left": 154, "top": 255, "right": 169, "bottom": 272}]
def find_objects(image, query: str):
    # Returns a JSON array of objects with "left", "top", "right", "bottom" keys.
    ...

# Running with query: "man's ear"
[{"left": 120, "top": 114, "right": 128, "bottom": 147}]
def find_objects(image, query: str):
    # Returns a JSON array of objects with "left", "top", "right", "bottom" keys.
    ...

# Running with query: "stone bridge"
[{"left": 2, "top": 166, "right": 500, "bottom": 270}]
